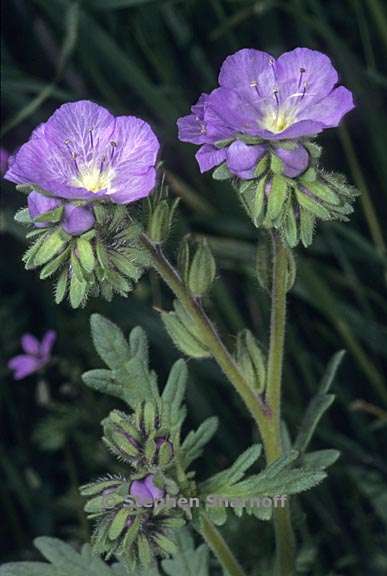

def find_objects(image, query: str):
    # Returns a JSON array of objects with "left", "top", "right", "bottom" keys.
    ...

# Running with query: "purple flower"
[
  {"left": 5, "top": 100, "right": 160, "bottom": 204},
  {"left": 8, "top": 330, "right": 56, "bottom": 380},
  {"left": 0, "top": 147, "right": 10, "bottom": 175},
  {"left": 177, "top": 48, "right": 354, "bottom": 179},
  {"left": 130, "top": 474, "right": 165, "bottom": 505}
]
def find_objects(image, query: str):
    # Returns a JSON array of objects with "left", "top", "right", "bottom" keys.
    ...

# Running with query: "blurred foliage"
[{"left": 1, "top": 0, "right": 387, "bottom": 574}]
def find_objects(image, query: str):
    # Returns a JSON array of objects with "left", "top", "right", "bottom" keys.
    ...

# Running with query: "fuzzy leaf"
[
  {"left": 201, "top": 444, "right": 262, "bottom": 494},
  {"left": 294, "top": 351, "right": 345, "bottom": 453},
  {"left": 161, "top": 529, "right": 210, "bottom": 576},
  {"left": 90, "top": 314, "right": 131, "bottom": 369},
  {"left": 0, "top": 540, "right": 124, "bottom": 576},
  {"left": 181, "top": 416, "right": 218, "bottom": 468}
]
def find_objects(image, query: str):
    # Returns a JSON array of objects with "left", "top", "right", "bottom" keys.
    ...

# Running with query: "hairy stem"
[
  {"left": 200, "top": 514, "right": 247, "bottom": 576},
  {"left": 263, "top": 233, "right": 296, "bottom": 575}
]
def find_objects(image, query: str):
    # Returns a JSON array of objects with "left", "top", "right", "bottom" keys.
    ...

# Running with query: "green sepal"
[
  {"left": 14, "top": 208, "right": 32, "bottom": 224},
  {"left": 55, "top": 268, "right": 68, "bottom": 304},
  {"left": 108, "top": 508, "right": 132, "bottom": 541},
  {"left": 34, "top": 205, "right": 63, "bottom": 224},
  {"left": 212, "top": 162, "right": 231, "bottom": 181},
  {"left": 267, "top": 175, "right": 288, "bottom": 221},
  {"left": 76, "top": 237, "right": 95, "bottom": 273},
  {"left": 40, "top": 247, "right": 70, "bottom": 279},
  {"left": 69, "top": 273, "right": 87, "bottom": 308},
  {"left": 33, "top": 229, "right": 70, "bottom": 267},
  {"left": 295, "top": 187, "right": 331, "bottom": 220}
]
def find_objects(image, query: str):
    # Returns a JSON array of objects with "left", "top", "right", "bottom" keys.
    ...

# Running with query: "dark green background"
[{"left": 1, "top": 0, "right": 386, "bottom": 574}]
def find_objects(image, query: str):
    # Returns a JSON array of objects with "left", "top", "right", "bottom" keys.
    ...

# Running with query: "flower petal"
[
  {"left": 44, "top": 100, "right": 115, "bottom": 166},
  {"left": 195, "top": 145, "right": 226, "bottom": 173},
  {"left": 110, "top": 116, "right": 159, "bottom": 176},
  {"left": 226, "top": 140, "right": 266, "bottom": 179},
  {"left": 109, "top": 167, "right": 157, "bottom": 204},
  {"left": 298, "top": 86, "right": 355, "bottom": 127},
  {"left": 205, "top": 87, "right": 260, "bottom": 139},
  {"left": 40, "top": 330, "right": 57, "bottom": 358},
  {"left": 275, "top": 145, "right": 309, "bottom": 177},
  {"left": 8, "top": 355, "right": 42, "bottom": 380},
  {"left": 218, "top": 48, "right": 276, "bottom": 107},
  {"left": 177, "top": 94, "right": 210, "bottom": 145},
  {"left": 275, "top": 48, "right": 339, "bottom": 105},
  {"left": 144, "top": 475, "right": 164, "bottom": 500},
  {"left": 256, "top": 119, "right": 325, "bottom": 140},
  {"left": 21, "top": 334, "right": 40, "bottom": 355},
  {"left": 130, "top": 479, "right": 152, "bottom": 504},
  {"left": 62, "top": 205, "right": 95, "bottom": 236}
]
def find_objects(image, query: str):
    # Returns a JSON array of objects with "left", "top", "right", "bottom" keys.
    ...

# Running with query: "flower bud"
[
  {"left": 147, "top": 198, "right": 179, "bottom": 244},
  {"left": 236, "top": 329, "right": 266, "bottom": 393},
  {"left": 188, "top": 239, "right": 216, "bottom": 297},
  {"left": 62, "top": 204, "right": 95, "bottom": 236}
]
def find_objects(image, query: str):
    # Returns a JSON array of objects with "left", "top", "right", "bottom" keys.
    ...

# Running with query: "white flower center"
[
  {"left": 72, "top": 164, "right": 115, "bottom": 193},
  {"left": 261, "top": 108, "right": 296, "bottom": 134}
]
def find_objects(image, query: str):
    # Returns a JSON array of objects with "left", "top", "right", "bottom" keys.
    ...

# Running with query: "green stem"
[
  {"left": 262, "top": 233, "right": 296, "bottom": 576},
  {"left": 141, "top": 232, "right": 295, "bottom": 575},
  {"left": 140, "top": 234, "right": 268, "bottom": 432},
  {"left": 200, "top": 514, "right": 246, "bottom": 576}
]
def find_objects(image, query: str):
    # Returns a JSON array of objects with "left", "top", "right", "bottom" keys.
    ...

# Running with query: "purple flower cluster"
[
  {"left": 177, "top": 48, "right": 354, "bottom": 179},
  {"left": 8, "top": 330, "right": 56, "bottom": 380},
  {"left": 4, "top": 101, "right": 160, "bottom": 234}
]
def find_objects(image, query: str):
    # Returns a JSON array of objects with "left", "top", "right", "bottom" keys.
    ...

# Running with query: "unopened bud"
[{"left": 188, "top": 240, "right": 216, "bottom": 297}]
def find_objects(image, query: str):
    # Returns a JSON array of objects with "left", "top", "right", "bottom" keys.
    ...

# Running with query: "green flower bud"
[
  {"left": 161, "top": 300, "right": 210, "bottom": 358},
  {"left": 188, "top": 240, "right": 216, "bottom": 297},
  {"left": 236, "top": 329, "right": 266, "bottom": 393}
]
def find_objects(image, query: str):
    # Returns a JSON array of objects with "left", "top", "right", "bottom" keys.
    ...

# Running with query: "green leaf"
[
  {"left": 161, "top": 529, "right": 210, "bottom": 576},
  {"left": 301, "top": 449, "right": 340, "bottom": 471},
  {"left": 90, "top": 314, "right": 131, "bottom": 370},
  {"left": 181, "top": 416, "right": 218, "bottom": 468},
  {"left": 294, "top": 351, "right": 345, "bottom": 454},
  {"left": 162, "top": 359, "right": 187, "bottom": 426},
  {"left": 82, "top": 369, "right": 121, "bottom": 398},
  {"left": 0, "top": 538, "right": 116, "bottom": 576},
  {"left": 201, "top": 444, "right": 262, "bottom": 494}
]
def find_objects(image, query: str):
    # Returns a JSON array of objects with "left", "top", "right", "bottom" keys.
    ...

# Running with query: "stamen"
[
  {"left": 71, "top": 152, "right": 80, "bottom": 174},
  {"left": 273, "top": 89, "right": 279, "bottom": 107},
  {"left": 100, "top": 156, "right": 106, "bottom": 174},
  {"left": 110, "top": 141, "right": 117, "bottom": 161},
  {"left": 89, "top": 129, "right": 94, "bottom": 150},
  {"left": 298, "top": 67, "right": 306, "bottom": 89}
]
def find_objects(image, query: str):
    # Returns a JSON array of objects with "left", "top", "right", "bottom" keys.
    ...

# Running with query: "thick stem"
[
  {"left": 263, "top": 233, "right": 296, "bottom": 576},
  {"left": 200, "top": 514, "right": 247, "bottom": 576}
]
